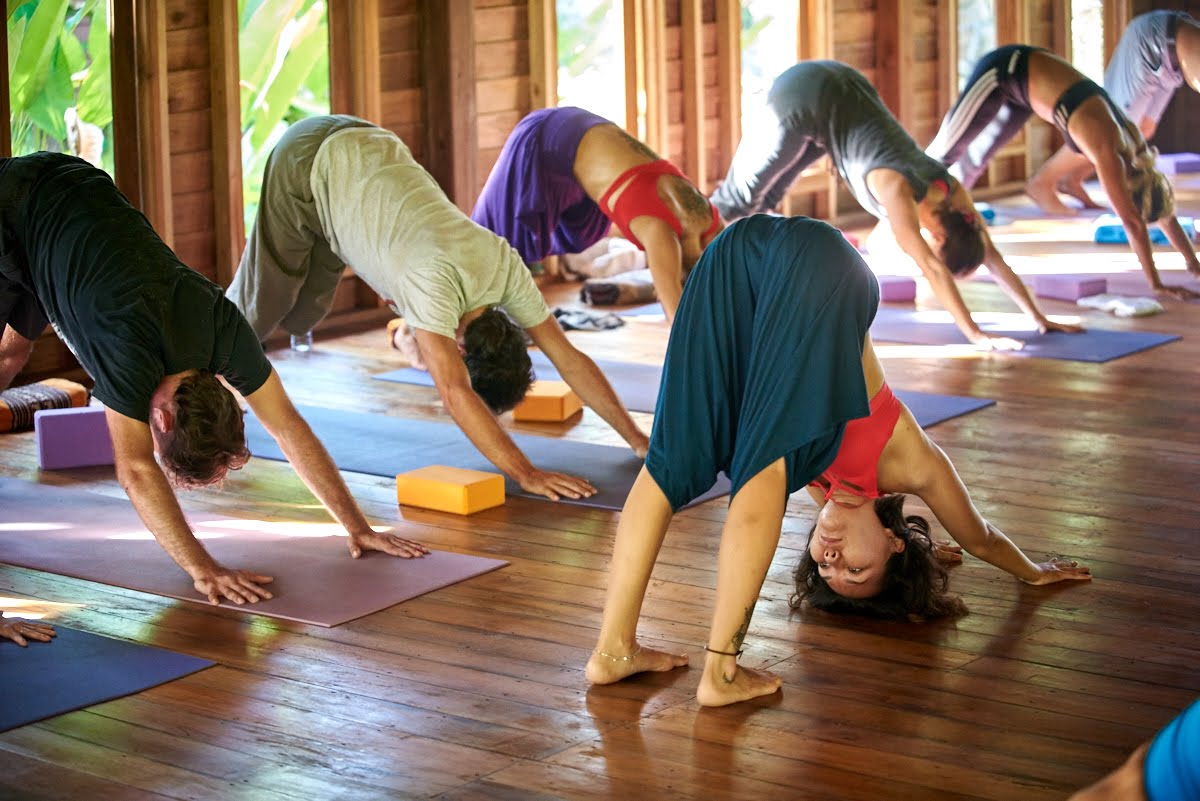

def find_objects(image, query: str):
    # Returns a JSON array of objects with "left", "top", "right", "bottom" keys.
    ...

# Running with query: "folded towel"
[
  {"left": 552, "top": 307, "right": 626, "bottom": 331},
  {"left": 1077, "top": 294, "right": 1165, "bottom": 317}
]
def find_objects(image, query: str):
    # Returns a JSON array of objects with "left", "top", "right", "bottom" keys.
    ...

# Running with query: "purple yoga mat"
[
  {"left": 869, "top": 307, "right": 1180, "bottom": 362},
  {"left": 374, "top": 355, "right": 992, "bottom": 425},
  {"left": 375, "top": 351, "right": 662, "bottom": 413},
  {"left": 244, "top": 406, "right": 732, "bottom": 510},
  {"left": 617, "top": 303, "right": 666, "bottom": 318},
  {"left": 0, "top": 479, "right": 508, "bottom": 627},
  {"left": 0, "top": 625, "right": 213, "bottom": 732}
]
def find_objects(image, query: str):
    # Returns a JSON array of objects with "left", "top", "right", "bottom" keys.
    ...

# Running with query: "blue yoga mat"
[
  {"left": 869, "top": 307, "right": 1180, "bottom": 362},
  {"left": 375, "top": 354, "right": 993, "bottom": 425},
  {"left": 1093, "top": 213, "right": 1196, "bottom": 245},
  {"left": 0, "top": 625, "right": 212, "bottom": 732},
  {"left": 617, "top": 303, "right": 666, "bottom": 318},
  {"left": 245, "top": 406, "right": 730, "bottom": 511}
]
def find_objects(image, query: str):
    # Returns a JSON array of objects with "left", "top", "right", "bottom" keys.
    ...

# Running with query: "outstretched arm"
[
  {"left": 415, "top": 328, "right": 597, "bottom": 501},
  {"left": 105, "top": 408, "right": 276, "bottom": 604},
  {"left": 0, "top": 325, "right": 36, "bottom": 390},
  {"left": 631, "top": 219, "right": 684, "bottom": 323},
  {"left": 980, "top": 230, "right": 1083, "bottom": 334},
  {"left": 526, "top": 317, "right": 648, "bottom": 457},
  {"left": 1160, "top": 215, "right": 1200, "bottom": 280},
  {"left": 245, "top": 370, "right": 427, "bottom": 558},
  {"left": 910, "top": 437, "right": 1091, "bottom": 585}
]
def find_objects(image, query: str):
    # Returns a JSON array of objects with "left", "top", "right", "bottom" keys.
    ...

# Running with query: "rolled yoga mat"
[
  {"left": 868, "top": 307, "right": 1180, "bottom": 362},
  {"left": 0, "top": 479, "right": 508, "bottom": 627},
  {"left": 375, "top": 353, "right": 995, "bottom": 425},
  {"left": 244, "top": 406, "right": 732, "bottom": 510},
  {"left": 0, "top": 625, "right": 213, "bottom": 732}
]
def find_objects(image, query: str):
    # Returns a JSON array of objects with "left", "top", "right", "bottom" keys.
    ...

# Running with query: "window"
[
  {"left": 8, "top": 0, "right": 113, "bottom": 173},
  {"left": 957, "top": 0, "right": 997, "bottom": 91},
  {"left": 740, "top": 0, "right": 798, "bottom": 124},
  {"left": 238, "top": 0, "right": 330, "bottom": 233},
  {"left": 1070, "top": 0, "right": 1104, "bottom": 84},
  {"left": 556, "top": 0, "right": 625, "bottom": 126}
]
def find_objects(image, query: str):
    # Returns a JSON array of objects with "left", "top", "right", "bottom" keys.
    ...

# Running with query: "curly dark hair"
[
  {"left": 462, "top": 307, "right": 534, "bottom": 413},
  {"left": 933, "top": 202, "right": 986, "bottom": 276},
  {"left": 789, "top": 494, "right": 968, "bottom": 622},
  {"left": 158, "top": 371, "right": 250, "bottom": 490}
]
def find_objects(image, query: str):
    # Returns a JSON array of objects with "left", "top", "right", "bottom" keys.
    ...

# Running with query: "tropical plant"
[
  {"left": 238, "top": 0, "right": 330, "bottom": 232},
  {"left": 7, "top": 0, "right": 113, "bottom": 174}
]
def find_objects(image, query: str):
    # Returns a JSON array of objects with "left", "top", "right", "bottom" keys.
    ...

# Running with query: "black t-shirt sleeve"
[
  {"left": 89, "top": 318, "right": 164, "bottom": 423},
  {"left": 211, "top": 295, "right": 272, "bottom": 396}
]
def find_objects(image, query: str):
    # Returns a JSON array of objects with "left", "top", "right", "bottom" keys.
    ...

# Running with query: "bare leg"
[
  {"left": 695, "top": 458, "right": 787, "bottom": 707},
  {"left": 1058, "top": 160, "right": 1102, "bottom": 210},
  {"left": 0, "top": 325, "right": 36, "bottom": 390},
  {"left": 1026, "top": 147, "right": 1090, "bottom": 216},
  {"left": 586, "top": 466, "right": 689, "bottom": 684}
]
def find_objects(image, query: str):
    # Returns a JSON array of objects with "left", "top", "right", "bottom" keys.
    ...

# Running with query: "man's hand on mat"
[
  {"left": 0, "top": 618, "right": 56, "bottom": 647},
  {"left": 1038, "top": 319, "right": 1084, "bottom": 335},
  {"left": 969, "top": 332, "right": 1025, "bottom": 351},
  {"left": 347, "top": 528, "right": 429, "bottom": 559},
  {"left": 1155, "top": 284, "right": 1200, "bottom": 301},
  {"left": 519, "top": 469, "right": 597, "bottom": 501},
  {"left": 932, "top": 540, "right": 964, "bottom": 564},
  {"left": 193, "top": 568, "right": 275, "bottom": 605},
  {"left": 1023, "top": 558, "right": 1092, "bottom": 585}
]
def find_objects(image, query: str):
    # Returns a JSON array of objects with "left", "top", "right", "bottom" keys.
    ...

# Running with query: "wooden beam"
[
  {"left": 996, "top": 0, "right": 1029, "bottom": 46},
  {"left": 874, "top": 0, "right": 914, "bottom": 132},
  {"left": 0, "top": 11, "right": 9, "bottom": 158},
  {"left": 938, "top": 0, "right": 958, "bottom": 117},
  {"left": 714, "top": 0, "right": 740, "bottom": 184},
  {"left": 679, "top": 0, "right": 705, "bottom": 185},
  {"left": 110, "top": 0, "right": 142, "bottom": 208},
  {"left": 209, "top": 0, "right": 244, "bottom": 287},
  {"left": 1104, "top": 0, "right": 1134, "bottom": 63},
  {"left": 329, "top": 0, "right": 382, "bottom": 122},
  {"left": 420, "top": 0, "right": 477, "bottom": 211},
  {"left": 528, "top": 0, "right": 557, "bottom": 108}
]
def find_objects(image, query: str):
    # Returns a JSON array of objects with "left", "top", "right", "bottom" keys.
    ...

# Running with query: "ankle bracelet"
[
  {"left": 593, "top": 645, "right": 642, "bottom": 662},
  {"left": 704, "top": 646, "right": 743, "bottom": 658}
]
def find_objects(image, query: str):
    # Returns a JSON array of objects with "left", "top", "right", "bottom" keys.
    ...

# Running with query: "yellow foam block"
[
  {"left": 512, "top": 380, "right": 583, "bottom": 422},
  {"left": 395, "top": 465, "right": 505, "bottom": 515}
]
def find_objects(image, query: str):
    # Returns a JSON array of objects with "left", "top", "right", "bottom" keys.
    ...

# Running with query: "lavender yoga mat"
[
  {"left": 244, "top": 406, "right": 731, "bottom": 510},
  {"left": 0, "top": 625, "right": 213, "bottom": 732},
  {"left": 0, "top": 479, "right": 507, "bottom": 627},
  {"left": 375, "top": 354, "right": 993, "bottom": 425},
  {"left": 869, "top": 307, "right": 1180, "bottom": 362}
]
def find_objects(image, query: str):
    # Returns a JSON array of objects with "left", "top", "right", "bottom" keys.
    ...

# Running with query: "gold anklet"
[{"left": 593, "top": 645, "right": 642, "bottom": 662}]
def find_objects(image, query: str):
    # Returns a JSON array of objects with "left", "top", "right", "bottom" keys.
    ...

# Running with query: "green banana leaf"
[
  {"left": 247, "top": 7, "right": 326, "bottom": 150},
  {"left": 239, "top": 0, "right": 304, "bottom": 121},
  {"left": 76, "top": 3, "right": 112, "bottom": 126},
  {"left": 9, "top": 0, "right": 69, "bottom": 112}
]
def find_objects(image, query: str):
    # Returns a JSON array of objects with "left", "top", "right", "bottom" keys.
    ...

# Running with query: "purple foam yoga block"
[
  {"left": 1035, "top": 275, "right": 1107, "bottom": 301},
  {"left": 1156, "top": 152, "right": 1200, "bottom": 175},
  {"left": 35, "top": 405, "right": 114, "bottom": 470},
  {"left": 877, "top": 274, "right": 917, "bottom": 302}
]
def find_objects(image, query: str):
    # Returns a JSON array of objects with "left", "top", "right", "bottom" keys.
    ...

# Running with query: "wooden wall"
[{"left": 8, "top": 0, "right": 1144, "bottom": 382}]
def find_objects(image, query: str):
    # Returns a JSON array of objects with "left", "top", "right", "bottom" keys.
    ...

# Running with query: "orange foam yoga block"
[
  {"left": 396, "top": 465, "right": 505, "bottom": 515},
  {"left": 512, "top": 380, "right": 583, "bottom": 422}
]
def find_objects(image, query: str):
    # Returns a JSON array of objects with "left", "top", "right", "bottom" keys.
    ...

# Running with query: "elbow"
[{"left": 115, "top": 458, "right": 161, "bottom": 494}]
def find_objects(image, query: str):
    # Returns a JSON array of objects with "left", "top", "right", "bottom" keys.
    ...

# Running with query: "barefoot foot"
[
  {"left": 696, "top": 664, "right": 783, "bottom": 707},
  {"left": 585, "top": 644, "right": 689, "bottom": 685},
  {"left": 1057, "top": 180, "right": 1103, "bottom": 210},
  {"left": 1025, "top": 178, "right": 1077, "bottom": 217}
]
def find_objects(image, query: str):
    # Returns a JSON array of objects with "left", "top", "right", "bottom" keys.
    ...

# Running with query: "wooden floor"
[{"left": 2, "top": 185, "right": 1199, "bottom": 800}]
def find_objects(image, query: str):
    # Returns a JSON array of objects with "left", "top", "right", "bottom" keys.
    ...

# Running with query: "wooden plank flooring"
[{"left": 2, "top": 185, "right": 1199, "bottom": 800}]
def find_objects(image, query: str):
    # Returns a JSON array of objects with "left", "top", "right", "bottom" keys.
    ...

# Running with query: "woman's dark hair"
[
  {"left": 462, "top": 307, "right": 534, "bottom": 413},
  {"left": 933, "top": 203, "right": 986, "bottom": 276},
  {"left": 159, "top": 371, "right": 250, "bottom": 490},
  {"left": 790, "top": 494, "right": 968, "bottom": 622}
]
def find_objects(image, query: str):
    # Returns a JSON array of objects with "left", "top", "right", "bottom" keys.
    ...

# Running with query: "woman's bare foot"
[
  {"left": 585, "top": 643, "right": 689, "bottom": 685},
  {"left": 1057, "top": 180, "right": 1103, "bottom": 210},
  {"left": 1025, "top": 178, "right": 1077, "bottom": 217},
  {"left": 696, "top": 662, "right": 782, "bottom": 707}
]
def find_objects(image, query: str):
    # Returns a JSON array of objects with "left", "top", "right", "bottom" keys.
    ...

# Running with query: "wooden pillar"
[
  {"left": 111, "top": 0, "right": 173, "bottom": 244},
  {"left": 624, "top": 0, "right": 667, "bottom": 153},
  {"left": 680, "top": 0, "right": 705, "bottom": 185},
  {"left": 1104, "top": 0, "right": 1134, "bottom": 63},
  {"left": 329, "top": 0, "right": 382, "bottom": 122},
  {"left": 715, "top": 0, "right": 740, "bottom": 182},
  {"left": 528, "top": 0, "right": 557, "bottom": 108},
  {"left": 209, "top": 0, "right": 244, "bottom": 286},
  {"left": 875, "top": 0, "right": 914, "bottom": 131},
  {"left": 0, "top": 15, "right": 9, "bottom": 158},
  {"left": 996, "top": 0, "right": 1030, "bottom": 45},
  {"left": 937, "top": 0, "right": 959, "bottom": 121},
  {"left": 421, "top": 0, "right": 477, "bottom": 211}
]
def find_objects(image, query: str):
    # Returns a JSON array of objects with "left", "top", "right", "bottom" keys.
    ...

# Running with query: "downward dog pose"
[
  {"left": 1069, "top": 698, "right": 1200, "bottom": 801},
  {"left": 1035, "top": 12, "right": 1200, "bottom": 217},
  {"left": 0, "top": 153, "right": 427, "bottom": 610},
  {"left": 711, "top": 61, "right": 1077, "bottom": 350},
  {"left": 927, "top": 45, "right": 1199, "bottom": 299},
  {"left": 228, "top": 115, "right": 648, "bottom": 501},
  {"left": 585, "top": 215, "right": 1088, "bottom": 707},
  {"left": 471, "top": 106, "right": 723, "bottom": 322}
]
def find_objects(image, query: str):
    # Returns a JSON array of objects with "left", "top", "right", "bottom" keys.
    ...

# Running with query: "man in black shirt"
[{"left": 0, "top": 153, "right": 426, "bottom": 617}]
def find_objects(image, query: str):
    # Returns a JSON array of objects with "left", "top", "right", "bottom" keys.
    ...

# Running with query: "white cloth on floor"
[
  {"left": 562, "top": 237, "right": 647, "bottom": 279},
  {"left": 1076, "top": 294, "right": 1164, "bottom": 317}
]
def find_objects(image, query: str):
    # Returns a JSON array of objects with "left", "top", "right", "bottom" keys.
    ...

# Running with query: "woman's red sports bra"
[
  {"left": 596, "top": 159, "right": 721, "bottom": 250},
  {"left": 810, "top": 382, "right": 903, "bottom": 501}
]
